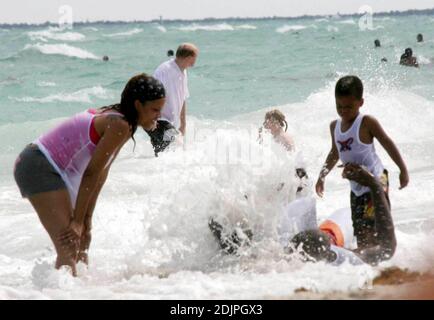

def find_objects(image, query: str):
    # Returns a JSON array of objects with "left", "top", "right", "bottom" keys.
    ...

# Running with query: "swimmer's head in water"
[
  {"left": 264, "top": 109, "right": 288, "bottom": 132},
  {"left": 290, "top": 230, "right": 336, "bottom": 263},
  {"left": 374, "top": 39, "right": 381, "bottom": 47},
  {"left": 404, "top": 48, "right": 413, "bottom": 57},
  {"left": 102, "top": 55, "right": 109, "bottom": 61},
  {"left": 417, "top": 34, "right": 423, "bottom": 42},
  {"left": 167, "top": 49, "right": 174, "bottom": 57},
  {"left": 111, "top": 74, "right": 166, "bottom": 137}
]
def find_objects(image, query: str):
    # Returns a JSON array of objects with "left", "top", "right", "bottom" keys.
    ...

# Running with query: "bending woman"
[{"left": 14, "top": 74, "right": 165, "bottom": 275}]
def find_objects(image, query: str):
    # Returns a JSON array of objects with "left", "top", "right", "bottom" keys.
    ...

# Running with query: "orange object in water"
[{"left": 319, "top": 220, "right": 345, "bottom": 247}]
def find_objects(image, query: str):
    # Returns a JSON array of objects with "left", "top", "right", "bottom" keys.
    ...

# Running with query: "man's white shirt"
[{"left": 153, "top": 59, "right": 189, "bottom": 129}]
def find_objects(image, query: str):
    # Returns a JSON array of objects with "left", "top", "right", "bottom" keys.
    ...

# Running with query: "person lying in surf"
[
  {"left": 209, "top": 164, "right": 397, "bottom": 266},
  {"left": 290, "top": 163, "right": 396, "bottom": 266}
]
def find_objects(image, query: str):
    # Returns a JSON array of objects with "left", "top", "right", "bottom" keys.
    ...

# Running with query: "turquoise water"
[
  {"left": 1, "top": 15, "right": 434, "bottom": 298},
  {"left": 1, "top": 15, "right": 433, "bottom": 176},
  {"left": 1, "top": 15, "right": 433, "bottom": 123}
]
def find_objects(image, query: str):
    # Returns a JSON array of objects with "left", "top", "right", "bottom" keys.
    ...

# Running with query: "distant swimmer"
[
  {"left": 374, "top": 39, "right": 381, "bottom": 48},
  {"left": 381, "top": 57, "right": 388, "bottom": 62},
  {"left": 167, "top": 49, "right": 174, "bottom": 57},
  {"left": 400, "top": 48, "right": 419, "bottom": 67},
  {"left": 14, "top": 74, "right": 165, "bottom": 276},
  {"left": 102, "top": 55, "right": 109, "bottom": 62},
  {"left": 417, "top": 33, "right": 424, "bottom": 43}
]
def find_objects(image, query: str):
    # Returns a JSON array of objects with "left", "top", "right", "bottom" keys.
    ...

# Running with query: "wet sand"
[{"left": 281, "top": 267, "right": 434, "bottom": 300}]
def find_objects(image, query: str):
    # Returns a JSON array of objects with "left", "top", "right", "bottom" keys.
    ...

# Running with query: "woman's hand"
[
  {"left": 77, "top": 231, "right": 91, "bottom": 265},
  {"left": 58, "top": 219, "right": 83, "bottom": 258}
]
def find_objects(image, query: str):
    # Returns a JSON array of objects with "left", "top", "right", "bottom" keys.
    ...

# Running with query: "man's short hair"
[
  {"left": 176, "top": 43, "right": 198, "bottom": 58},
  {"left": 335, "top": 75, "right": 364, "bottom": 100}
]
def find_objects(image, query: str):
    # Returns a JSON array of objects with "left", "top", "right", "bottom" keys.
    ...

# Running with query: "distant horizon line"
[{"left": 0, "top": 7, "right": 433, "bottom": 27}]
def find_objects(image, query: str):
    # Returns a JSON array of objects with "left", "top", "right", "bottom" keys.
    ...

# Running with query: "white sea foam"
[
  {"left": 28, "top": 29, "right": 86, "bottom": 42},
  {"left": 11, "top": 86, "right": 111, "bottom": 103},
  {"left": 327, "top": 25, "right": 339, "bottom": 32},
  {"left": 104, "top": 28, "right": 143, "bottom": 37},
  {"left": 176, "top": 23, "right": 257, "bottom": 32},
  {"left": 235, "top": 24, "right": 257, "bottom": 30},
  {"left": 276, "top": 25, "right": 307, "bottom": 33},
  {"left": 24, "top": 43, "right": 99, "bottom": 60},
  {"left": 156, "top": 25, "right": 167, "bottom": 33},
  {"left": 336, "top": 19, "right": 356, "bottom": 25},
  {"left": 418, "top": 55, "right": 432, "bottom": 65},
  {"left": 37, "top": 81, "right": 56, "bottom": 87},
  {"left": 178, "top": 23, "right": 235, "bottom": 31},
  {"left": 377, "top": 17, "right": 396, "bottom": 22}
]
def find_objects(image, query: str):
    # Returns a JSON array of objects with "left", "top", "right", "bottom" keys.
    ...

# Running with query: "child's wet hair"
[
  {"left": 265, "top": 109, "right": 288, "bottom": 132},
  {"left": 335, "top": 75, "right": 364, "bottom": 100}
]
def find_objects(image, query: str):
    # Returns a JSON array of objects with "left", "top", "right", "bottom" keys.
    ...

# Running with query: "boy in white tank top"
[{"left": 315, "top": 75, "right": 409, "bottom": 250}]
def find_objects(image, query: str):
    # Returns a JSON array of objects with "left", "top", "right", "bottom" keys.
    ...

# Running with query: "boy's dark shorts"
[
  {"left": 351, "top": 169, "right": 390, "bottom": 249},
  {"left": 145, "top": 120, "right": 179, "bottom": 156}
]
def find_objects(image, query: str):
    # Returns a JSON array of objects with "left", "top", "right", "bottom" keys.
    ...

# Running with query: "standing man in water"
[{"left": 147, "top": 43, "right": 199, "bottom": 155}]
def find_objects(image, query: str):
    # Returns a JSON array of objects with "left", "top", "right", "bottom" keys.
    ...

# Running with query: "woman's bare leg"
[{"left": 28, "top": 190, "right": 78, "bottom": 276}]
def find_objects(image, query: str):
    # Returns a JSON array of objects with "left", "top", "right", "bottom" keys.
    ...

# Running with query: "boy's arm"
[
  {"left": 316, "top": 121, "right": 339, "bottom": 197},
  {"left": 366, "top": 116, "right": 409, "bottom": 189},
  {"left": 343, "top": 164, "right": 396, "bottom": 265}
]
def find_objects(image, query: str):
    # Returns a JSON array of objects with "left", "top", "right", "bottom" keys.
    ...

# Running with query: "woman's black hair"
[{"left": 103, "top": 73, "right": 165, "bottom": 147}]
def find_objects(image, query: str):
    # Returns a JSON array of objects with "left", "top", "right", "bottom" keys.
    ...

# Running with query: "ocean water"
[{"left": 1, "top": 14, "right": 434, "bottom": 299}]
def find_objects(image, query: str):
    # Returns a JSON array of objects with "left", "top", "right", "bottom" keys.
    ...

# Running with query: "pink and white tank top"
[{"left": 34, "top": 109, "right": 123, "bottom": 208}]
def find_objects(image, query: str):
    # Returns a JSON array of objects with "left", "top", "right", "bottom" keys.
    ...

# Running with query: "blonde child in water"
[
  {"left": 260, "top": 109, "right": 309, "bottom": 195},
  {"left": 260, "top": 109, "right": 295, "bottom": 151}
]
